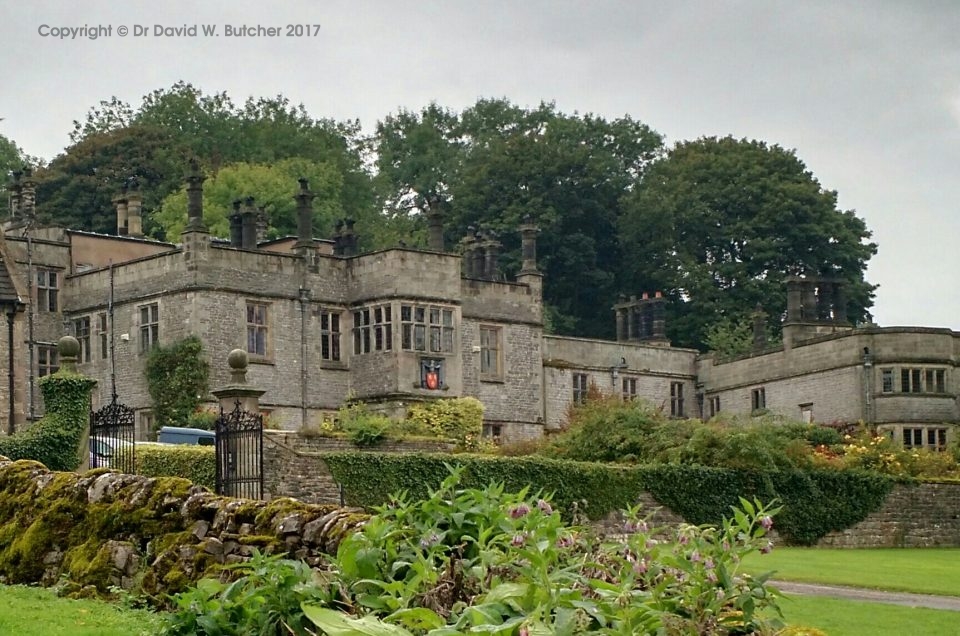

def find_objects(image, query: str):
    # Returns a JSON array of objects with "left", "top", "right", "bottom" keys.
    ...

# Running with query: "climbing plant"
[
  {"left": 145, "top": 336, "right": 210, "bottom": 431},
  {"left": 0, "top": 371, "right": 97, "bottom": 471}
]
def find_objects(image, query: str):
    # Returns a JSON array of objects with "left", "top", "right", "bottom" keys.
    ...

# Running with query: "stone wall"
[
  {"left": 0, "top": 457, "right": 366, "bottom": 601},
  {"left": 817, "top": 482, "right": 960, "bottom": 547},
  {"left": 263, "top": 430, "right": 455, "bottom": 504}
]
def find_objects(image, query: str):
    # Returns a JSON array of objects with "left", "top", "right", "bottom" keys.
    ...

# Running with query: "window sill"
[
  {"left": 320, "top": 361, "right": 348, "bottom": 371},
  {"left": 248, "top": 355, "right": 274, "bottom": 366},
  {"left": 480, "top": 376, "right": 505, "bottom": 384}
]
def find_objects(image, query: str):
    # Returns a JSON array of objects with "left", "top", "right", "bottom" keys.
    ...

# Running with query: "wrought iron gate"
[
  {"left": 89, "top": 395, "right": 136, "bottom": 473},
  {"left": 215, "top": 400, "right": 264, "bottom": 499}
]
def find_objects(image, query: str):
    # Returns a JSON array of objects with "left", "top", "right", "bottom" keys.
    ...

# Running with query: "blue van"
[{"left": 157, "top": 426, "right": 216, "bottom": 446}]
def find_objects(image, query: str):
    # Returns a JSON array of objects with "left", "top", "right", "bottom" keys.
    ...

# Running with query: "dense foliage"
[
  {"left": 619, "top": 136, "right": 877, "bottom": 348},
  {"left": 164, "top": 471, "right": 786, "bottom": 635},
  {"left": 321, "top": 452, "right": 892, "bottom": 545},
  {"left": 0, "top": 371, "right": 96, "bottom": 471},
  {"left": 144, "top": 337, "right": 210, "bottom": 432}
]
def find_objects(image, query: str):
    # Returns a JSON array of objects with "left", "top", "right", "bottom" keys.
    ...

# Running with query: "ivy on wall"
[
  {"left": 145, "top": 336, "right": 210, "bottom": 430},
  {"left": 321, "top": 452, "right": 895, "bottom": 545},
  {"left": 0, "top": 371, "right": 97, "bottom": 471}
]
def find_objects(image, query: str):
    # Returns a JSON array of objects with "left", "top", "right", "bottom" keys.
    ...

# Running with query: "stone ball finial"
[
  {"left": 228, "top": 348, "right": 248, "bottom": 371},
  {"left": 58, "top": 335, "right": 81, "bottom": 358}
]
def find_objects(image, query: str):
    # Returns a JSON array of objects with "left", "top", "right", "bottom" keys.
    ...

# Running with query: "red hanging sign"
[{"left": 425, "top": 371, "right": 439, "bottom": 390}]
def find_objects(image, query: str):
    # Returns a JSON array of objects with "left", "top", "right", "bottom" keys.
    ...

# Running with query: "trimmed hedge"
[
  {"left": 321, "top": 452, "right": 895, "bottom": 545},
  {"left": 135, "top": 444, "right": 216, "bottom": 490}
]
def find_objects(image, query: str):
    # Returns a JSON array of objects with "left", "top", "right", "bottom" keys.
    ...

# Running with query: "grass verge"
[
  {"left": 743, "top": 547, "right": 960, "bottom": 596},
  {"left": 777, "top": 595, "right": 960, "bottom": 635},
  {"left": 0, "top": 584, "right": 162, "bottom": 636}
]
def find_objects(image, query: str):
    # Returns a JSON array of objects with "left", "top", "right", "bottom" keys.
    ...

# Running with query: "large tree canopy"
[
  {"left": 373, "top": 99, "right": 664, "bottom": 336},
  {"left": 40, "top": 82, "right": 374, "bottom": 236},
  {"left": 619, "top": 136, "right": 877, "bottom": 350}
]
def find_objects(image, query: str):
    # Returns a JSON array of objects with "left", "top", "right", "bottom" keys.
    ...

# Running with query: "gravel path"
[{"left": 772, "top": 580, "right": 960, "bottom": 612}]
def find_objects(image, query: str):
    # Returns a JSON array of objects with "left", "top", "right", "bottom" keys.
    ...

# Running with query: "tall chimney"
[
  {"left": 425, "top": 194, "right": 445, "bottom": 251},
  {"left": 256, "top": 207, "right": 268, "bottom": 243},
  {"left": 293, "top": 177, "right": 316, "bottom": 254},
  {"left": 125, "top": 177, "right": 143, "bottom": 237},
  {"left": 241, "top": 196, "right": 258, "bottom": 249},
  {"left": 342, "top": 218, "right": 358, "bottom": 256},
  {"left": 832, "top": 281, "right": 848, "bottom": 324},
  {"left": 185, "top": 159, "right": 206, "bottom": 231},
  {"left": 785, "top": 277, "right": 802, "bottom": 323},
  {"left": 7, "top": 170, "right": 22, "bottom": 219},
  {"left": 459, "top": 231, "right": 476, "bottom": 277},
  {"left": 482, "top": 231, "right": 501, "bottom": 280},
  {"left": 800, "top": 280, "right": 818, "bottom": 321},
  {"left": 114, "top": 184, "right": 129, "bottom": 235},
  {"left": 332, "top": 219, "right": 344, "bottom": 256},
  {"left": 19, "top": 167, "right": 36, "bottom": 220},
  {"left": 518, "top": 215, "right": 539, "bottom": 274},
  {"left": 751, "top": 303, "right": 768, "bottom": 352},
  {"left": 229, "top": 200, "right": 243, "bottom": 247}
]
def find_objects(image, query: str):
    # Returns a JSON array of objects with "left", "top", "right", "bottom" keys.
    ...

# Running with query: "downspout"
[
  {"left": 26, "top": 231, "right": 35, "bottom": 421},
  {"left": 109, "top": 261, "right": 116, "bottom": 399},
  {"left": 7, "top": 309, "right": 15, "bottom": 434},
  {"left": 298, "top": 286, "right": 309, "bottom": 429}
]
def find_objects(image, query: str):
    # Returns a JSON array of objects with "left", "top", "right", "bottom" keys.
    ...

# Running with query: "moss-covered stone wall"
[{"left": 0, "top": 457, "right": 367, "bottom": 602}]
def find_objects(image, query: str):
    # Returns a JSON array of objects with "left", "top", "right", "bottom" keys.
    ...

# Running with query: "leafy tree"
[
  {"left": 620, "top": 136, "right": 877, "bottom": 350},
  {"left": 154, "top": 158, "right": 346, "bottom": 239},
  {"left": 48, "top": 82, "right": 375, "bottom": 236},
  {"left": 35, "top": 125, "right": 188, "bottom": 234},
  {"left": 0, "top": 133, "right": 41, "bottom": 218},
  {"left": 372, "top": 99, "right": 664, "bottom": 337}
]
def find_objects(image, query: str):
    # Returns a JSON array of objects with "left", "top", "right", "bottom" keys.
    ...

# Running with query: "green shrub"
[
  {"left": 337, "top": 402, "right": 391, "bottom": 447},
  {"left": 135, "top": 444, "right": 215, "bottom": 490},
  {"left": 145, "top": 337, "right": 210, "bottom": 430},
  {"left": 322, "top": 452, "right": 894, "bottom": 545},
  {"left": 184, "top": 408, "right": 217, "bottom": 431},
  {"left": 404, "top": 396, "right": 483, "bottom": 445},
  {"left": 0, "top": 372, "right": 97, "bottom": 471}
]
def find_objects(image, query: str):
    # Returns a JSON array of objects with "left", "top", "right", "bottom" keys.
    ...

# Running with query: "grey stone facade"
[{"left": 0, "top": 173, "right": 955, "bottom": 449}]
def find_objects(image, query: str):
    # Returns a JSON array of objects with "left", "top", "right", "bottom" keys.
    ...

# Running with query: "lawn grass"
[
  {"left": 0, "top": 584, "right": 163, "bottom": 636},
  {"left": 742, "top": 547, "right": 960, "bottom": 596},
  {"left": 776, "top": 594, "right": 960, "bottom": 636}
]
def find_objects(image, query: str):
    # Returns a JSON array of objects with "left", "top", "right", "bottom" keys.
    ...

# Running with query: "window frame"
[
  {"left": 320, "top": 310, "right": 342, "bottom": 362},
  {"left": 708, "top": 395, "right": 721, "bottom": 418},
  {"left": 36, "top": 268, "right": 59, "bottom": 312},
  {"left": 98, "top": 312, "right": 108, "bottom": 360},
  {"left": 880, "top": 368, "right": 894, "bottom": 393},
  {"left": 138, "top": 302, "right": 159, "bottom": 353},
  {"left": 479, "top": 325, "right": 503, "bottom": 380},
  {"left": 751, "top": 387, "right": 766, "bottom": 411},
  {"left": 572, "top": 373, "right": 588, "bottom": 405},
  {"left": 73, "top": 316, "right": 91, "bottom": 363},
  {"left": 401, "top": 304, "right": 454, "bottom": 354},
  {"left": 353, "top": 303, "right": 393, "bottom": 355},
  {"left": 245, "top": 301, "right": 270, "bottom": 358},
  {"left": 621, "top": 377, "right": 637, "bottom": 401},
  {"left": 903, "top": 426, "right": 948, "bottom": 451},
  {"left": 670, "top": 381, "right": 685, "bottom": 417},
  {"left": 38, "top": 344, "right": 59, "bottom": 377}
]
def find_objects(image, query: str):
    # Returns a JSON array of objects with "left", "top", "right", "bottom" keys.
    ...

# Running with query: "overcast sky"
[{"left": 2, "top": 1, "right": 958, "bottom": 330}]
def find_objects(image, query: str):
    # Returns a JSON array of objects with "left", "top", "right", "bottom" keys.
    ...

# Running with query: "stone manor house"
[{"left": 0, "top": 166, "right": 956, "bottom": 450}]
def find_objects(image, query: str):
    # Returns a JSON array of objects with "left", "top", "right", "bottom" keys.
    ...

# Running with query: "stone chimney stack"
[
  {"left": 125, "top": 178, "right": 143, "bottom": 238},
  {"left": 256, "top": 207, "right": 268, "bottom": 244},
  {"left": 785, "top": 277, "right": 802, "bottom": 323},
  {"left": 332, "top": 219, "right": 345, "bottom": 256},
  {"left": 518, "top": 215, "right": 540, "bottom": 274},
  {"left": 229, "top": 200, "right": 243, "bottom": 247},
  {"left": 185, "top": 159, "right": 206, "bottom": 232},
  {"left": 114, "top": 184, "right": 129, "bottom": 235},
  {"left": 7, "top": 170, "right": 22, "bottom": 219},
  {"left": 293, "top": 177, "right": 316, "bottom": 256},
  {"left": 19, "top": 167, "right": 36, "bottom": 220},
  {"left": 241, "top": 196, "right": 258, "bottom": 249},
  {"left": 341, "top": 218, "right": 358, "bottom": 256},
  {"left": 459, "top": 231, "right": 476, "bottom": 278},
  {"left": 482, "top": 231, "right": 501, "bottom": 280},
  {"left": 425, "top": 194, "right": 445, "bottom": 251},
  {"left": 751, "top": 303, "right": 768, "bottom": 352}
]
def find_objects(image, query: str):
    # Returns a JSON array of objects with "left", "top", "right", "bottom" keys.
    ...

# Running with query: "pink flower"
[
  {"left": 760, "top": 541, "right": 774, "bottom": 555},
  {"left": 760, "top": 516, "right": 774, "bottom": 531},
  {"left": 537, "top": 499, "right": 553, "bottom": 515},
  {"left": 510, "top": 503, "right": 531, "bottom": 519},
  {"left": 511, "top": 532, "right": 527, "bottom": 547}
]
